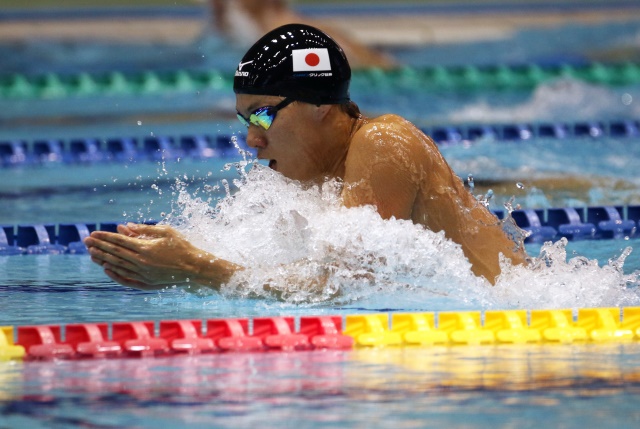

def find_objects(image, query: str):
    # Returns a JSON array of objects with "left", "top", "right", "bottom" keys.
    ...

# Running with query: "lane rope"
[
  {"left": 0, "top": 204, "right": 637, "bottom": 256},
  {"left": 2, "top": 308, "right": 640, "bottom": 361},
  {"left": 1, "top": 62, "right": 639, "bottom": 101},
  {"left": 1, "top": 117, "right": 639, "bottom": 167}
]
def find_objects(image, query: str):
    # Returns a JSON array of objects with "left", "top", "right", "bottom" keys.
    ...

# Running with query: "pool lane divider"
[
  {"left": 2, "top": 62, "right": 640, "bottom": 101},
  {"left": 0, "top": 326, "right": 25, "bottom": 360},
  {"left": 1, "top": 204, "right": 637, "bottom": 256},
  {"left": 2, "top": 118, "right": 640, "bottom": 167},
  {"left": 2, "top": 308, "right": 640, "bottom": 361},
  {"left": 0, "top": 316, "right": 353, "bottom": 361},
  {"left": 0, "top": 134, "right": 239, "bottom": 167}
]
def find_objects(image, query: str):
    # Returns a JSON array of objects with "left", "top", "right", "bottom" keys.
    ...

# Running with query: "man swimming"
[{"left": 84, "top": 23, "right": 527, "bottom": 291}]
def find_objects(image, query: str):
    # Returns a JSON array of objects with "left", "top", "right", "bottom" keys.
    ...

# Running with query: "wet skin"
[{"left": 85, "top": 94, "right": 527, "bottom": 291}]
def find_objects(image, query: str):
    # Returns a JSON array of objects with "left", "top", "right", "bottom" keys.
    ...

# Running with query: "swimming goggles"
[{"left": 236, "top": 98, "right": 294, "bottom": 130}]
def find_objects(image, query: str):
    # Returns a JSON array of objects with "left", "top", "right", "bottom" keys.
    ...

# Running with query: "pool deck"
[{"left": 1, "top": 2, "right": 640, "bottom": 46}]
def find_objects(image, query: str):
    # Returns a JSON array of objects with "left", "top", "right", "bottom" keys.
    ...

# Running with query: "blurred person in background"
[{"left": 210, "top": 0, "right": 394, "bottom": 68}]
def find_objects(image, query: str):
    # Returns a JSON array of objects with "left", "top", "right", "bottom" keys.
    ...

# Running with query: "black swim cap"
[{"left": 233, "top": 23, "right": 351, "bottom": 105}]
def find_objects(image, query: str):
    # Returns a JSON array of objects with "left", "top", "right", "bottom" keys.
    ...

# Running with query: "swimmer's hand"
[{"left": 84, "top": 223, "right": 242, "bottom": 291}]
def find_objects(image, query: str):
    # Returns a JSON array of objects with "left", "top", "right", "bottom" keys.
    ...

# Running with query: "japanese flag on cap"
[{"left": 292, "top": 48, "right": 332, "bottom": 72}]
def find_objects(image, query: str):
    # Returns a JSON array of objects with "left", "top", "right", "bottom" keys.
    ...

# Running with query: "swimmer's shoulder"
[
  {"left": 359, "top": 113, "right": 409, "bottom": 130},
  {"left": 353, "top": 114, "right": 433, "bottom": 151}
]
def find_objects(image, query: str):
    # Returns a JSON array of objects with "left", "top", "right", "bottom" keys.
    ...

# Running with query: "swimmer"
[
  {"left": 84, "top": 23, "right": 527, "bottom": 291},
  {"left": 210, "top": 0, "right": 394, "bottom": 69}
]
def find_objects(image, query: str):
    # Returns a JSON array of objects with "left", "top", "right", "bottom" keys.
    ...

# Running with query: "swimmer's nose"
[{"left": 245, "top": 126, "right": 267, "bottom": 149}]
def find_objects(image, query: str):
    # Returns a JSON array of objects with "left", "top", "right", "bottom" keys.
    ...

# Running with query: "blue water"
[
  {"left": 2, "top": 3, "right": 640, "bottom": 429},
  {"left": 2, "top": 344, "right": 640, "bottom": 429}
]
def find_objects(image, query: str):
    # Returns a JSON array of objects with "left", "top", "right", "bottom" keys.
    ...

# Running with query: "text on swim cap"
[{"left": 235, "top": 60, "right": 254, "bottom": 77}]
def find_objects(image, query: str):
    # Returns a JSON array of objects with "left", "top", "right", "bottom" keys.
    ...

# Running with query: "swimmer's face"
[{"left": 236, "top": 94, "right": 330, "bottom": 182}]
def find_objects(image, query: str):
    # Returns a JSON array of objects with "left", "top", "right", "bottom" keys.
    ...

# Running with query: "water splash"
[
  {"left": 448, "top": 78, "right": 640, "bottom": 123},
  {"left": 169, "top": 166, "right": 484, "bottom": 306},
  {"left": 161, "top": 165, "right": 639, "bottom": 309},
  {"left": 485, "top": 239, "right": 639, "bottom": 309},
  {"left": 466, "top": 174, "right": 494, "bottom": 208}
]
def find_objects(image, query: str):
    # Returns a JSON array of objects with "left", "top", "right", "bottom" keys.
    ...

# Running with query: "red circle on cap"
[{"left": 305, "top": 53, "right": 320, "bottom": 67}]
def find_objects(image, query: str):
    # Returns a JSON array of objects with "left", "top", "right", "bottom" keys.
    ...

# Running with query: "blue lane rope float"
[
  {"left": 2, "top": 62, "right": 640, "bottom": 100},
  {"left": 1, "top": 205, "right": 637, "bottom": 255},
  {"left": 1, "top": 118, "right": 639, "bottom": 168},
  {"left": 0, "top": 134, "right": 241, "bottom": 167}
]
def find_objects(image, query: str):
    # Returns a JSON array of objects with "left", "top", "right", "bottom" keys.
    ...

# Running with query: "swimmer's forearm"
[{"left": 188, "top": 251, "right": 244, "bottom": 290}]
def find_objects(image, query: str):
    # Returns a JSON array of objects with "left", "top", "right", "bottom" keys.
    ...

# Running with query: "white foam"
[
  {"left": 165, "top": 163, "right": 639, "bottom": 309},
  {"left": 486, "top": 239, "right": 639, "bottom": 309}
]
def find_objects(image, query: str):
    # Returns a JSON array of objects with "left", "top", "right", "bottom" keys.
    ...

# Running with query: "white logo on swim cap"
[
  {"left": 235, "top": 60, "right": 253, "bottom": 77},
  {"left": 292, "top": 49, "right": 331, "bottom": 72}
]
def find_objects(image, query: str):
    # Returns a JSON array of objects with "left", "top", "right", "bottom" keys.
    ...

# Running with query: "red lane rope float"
[
  {"left": 300, "top": 316, "right": 354, "bottom": 349},
  {"left": 207, "top": 318, "right": 264, "bottom": 352},
  {"left": 160, "top": 320, "right": 215, "bottom": 354},
  {"left": 253, "top": 317, "right": 310, "bottom": 351},
  {"left": 111, "top": 321, "right": 169, "bottom": 358},
  {"left": 66, "top": 323, "right": 122, "bottom": 358},
  {"left": 16, "top": 325, "right": 75, "bottom": 359},
  {"left": 3, "top": 316, "right": 351, "bottom": 361}
]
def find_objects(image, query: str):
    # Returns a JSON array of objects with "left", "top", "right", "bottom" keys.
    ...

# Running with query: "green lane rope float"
[{"left": 1, "top": 62, "right": 640, "bottom": 101}]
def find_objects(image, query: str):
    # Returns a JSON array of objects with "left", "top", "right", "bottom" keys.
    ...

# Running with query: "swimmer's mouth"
[{"left": 269, "top": 159, "right": 277, "bottom": 170}]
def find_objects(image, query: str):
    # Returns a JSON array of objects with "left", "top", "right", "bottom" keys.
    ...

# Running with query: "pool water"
[
  {"left": 2, "top": 344, "right": 640, "bottom": 429},
  {"left": 2, "top": 2, "right": 640, "bottom": 428}
]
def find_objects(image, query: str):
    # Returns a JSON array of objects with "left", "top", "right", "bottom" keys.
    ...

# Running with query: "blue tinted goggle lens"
[
  {"left": 237, "top": 98, "right": 293, "bottom": 130},
  {"left": 236, "top": 107, "right": 274, "bottom": 130}
]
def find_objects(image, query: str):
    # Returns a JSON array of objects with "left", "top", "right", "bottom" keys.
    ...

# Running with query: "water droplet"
[
  {"left": 137, "top": 121, "right": 142, "bottom": 126},
  {"left": 516, "top": 182, "right": 525, "bottom": 190},
  {"left": 622, "top": 93, "right": 633, "bottom": 105}
]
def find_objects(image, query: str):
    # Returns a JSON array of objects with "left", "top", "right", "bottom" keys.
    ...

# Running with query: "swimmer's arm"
[
  {"left": 85, "top": 223, "right": 344, "bottom": 299},
  {"left": 84, "top": 223, "right": 242, "bottom": 291},
  {"left": 342, "top": 123, "right": 419, "bottom": 219}
]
